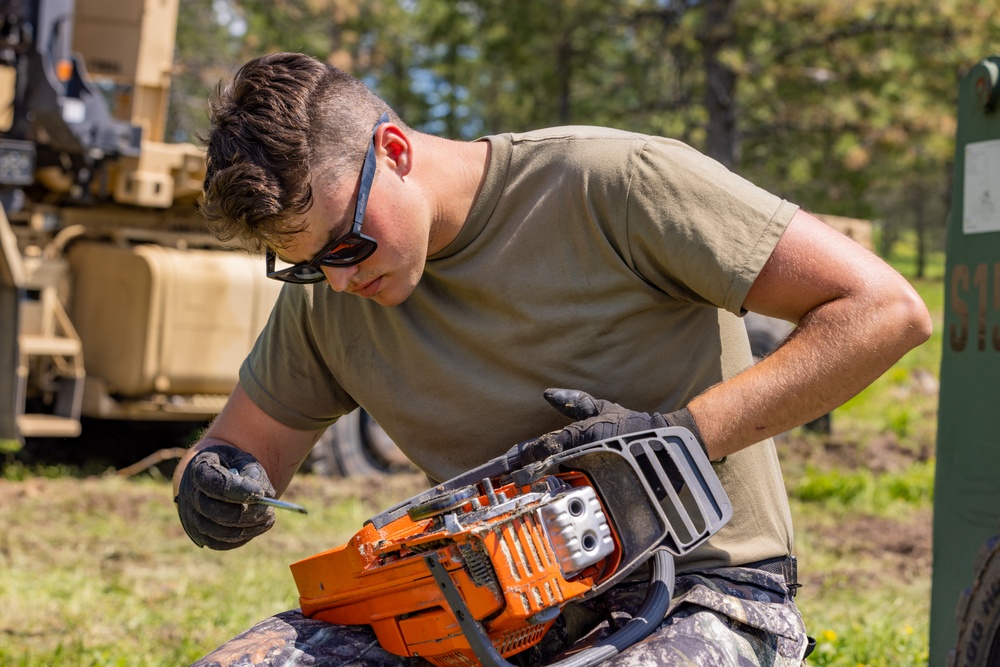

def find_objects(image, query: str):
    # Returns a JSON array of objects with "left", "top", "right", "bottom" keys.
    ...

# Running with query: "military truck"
[
  {"left": 0, "top": 0, "right": 408, "bottom": 475},
  {"left": 932, "top": 54, "right": 1000, "bottom": 667}
]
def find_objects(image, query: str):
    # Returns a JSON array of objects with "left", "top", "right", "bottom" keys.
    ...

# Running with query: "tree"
[
  {"left": 726, "top": 0, "right": 992, "bottom": 273},
  {"left": 167, "top": 0, "right": 243, "bottom": 143},
  {"left": 169, "top": 0, "right": 1000, "bottom": 274}
]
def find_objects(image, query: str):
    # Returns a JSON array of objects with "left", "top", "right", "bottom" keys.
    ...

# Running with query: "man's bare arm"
[
  {"left": 172, "top": 383, "right": 326, "bottom": 498},
  {"left": 688, "top": 208, "right": 932, "bottom": 459}
]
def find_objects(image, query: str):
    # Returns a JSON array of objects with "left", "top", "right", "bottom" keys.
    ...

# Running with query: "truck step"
[
  {"left": 16, "top": 414, "right": 82, "bottom": 438},
  {"left": 19, "top": 334, "right": 83, "bottom": 358}
]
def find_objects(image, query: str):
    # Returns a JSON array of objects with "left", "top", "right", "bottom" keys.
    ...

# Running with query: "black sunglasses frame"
[{"left": 266, "top": 112, "right": 390, "bottom": 284}]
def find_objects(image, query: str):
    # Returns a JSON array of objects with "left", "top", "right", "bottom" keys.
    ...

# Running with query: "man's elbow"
[{"left": 893, "top": 284, "right": 933, "bottom": 351}]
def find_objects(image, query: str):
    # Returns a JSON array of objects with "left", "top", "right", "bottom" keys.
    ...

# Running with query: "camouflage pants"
[{"left": 191, "top": 566, "right": 809, "bottom": 667}]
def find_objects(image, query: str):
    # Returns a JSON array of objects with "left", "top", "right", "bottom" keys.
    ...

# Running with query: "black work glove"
[
  {"left": 175, "top": 443, "right": 276, "bottom": 550},
  {"left": 522, "top": 388, "right": 708, "bottom": 464}
]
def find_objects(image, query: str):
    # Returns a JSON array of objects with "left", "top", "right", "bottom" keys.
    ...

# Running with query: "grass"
[
  {"left": 0, "top": 463, "right": 937, "bottom": 666},
  {"left": 802, "top": 592, "right": 930, "bottom": 667},
  {"left": 782, "top": 452, "right": 933, "bottom": 666},
  {"left": 0, "top": 463, "right": 935, "bottom": 667},
  {"left": 790, "top": 469, "right": 933, "bottom": 666},
  {"left": 0, "top": 472, "right": 431, "bottom": 666},
  {"left": 790, "top": 459, "right": 934, "bottom": 514}
]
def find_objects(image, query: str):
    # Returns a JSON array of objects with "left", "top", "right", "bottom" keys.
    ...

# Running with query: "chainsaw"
[{"left": 290, "top": 427, "right": 732, "bottom": 667}]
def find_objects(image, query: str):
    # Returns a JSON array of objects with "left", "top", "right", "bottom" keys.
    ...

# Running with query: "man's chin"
[
  {"left": 362, "top": 271, "right": 423, "bottom": 306},
  {"left": 370, "top": 283, "right": 414, "bottom": 307}
]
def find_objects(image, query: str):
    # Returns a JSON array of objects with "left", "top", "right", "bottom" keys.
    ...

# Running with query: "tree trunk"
[
  {"left": 913, "top": 182, "right": 927, "bottom": 279},
  {"left": 700, "top": 0, "right": 738, "bottom": 169}
]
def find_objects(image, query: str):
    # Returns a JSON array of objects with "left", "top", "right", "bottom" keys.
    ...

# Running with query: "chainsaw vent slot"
[
  {"left": 459, "top": 542, "right": 499, "bottom": 589},
  {"left": 432, "top": 651, "right": 479, "bottom": 667},
  {"left": 428, "top": 622, "right": 547, "bottom": 667},
  {"left": 629, "top": 440, "right": 708, "bottom": 549},
  {"left": 501, "top": 522, "right": 532, "bottom": 579},
  {"left": 496, "top": 623, "right": 547, "bottom": 655}
]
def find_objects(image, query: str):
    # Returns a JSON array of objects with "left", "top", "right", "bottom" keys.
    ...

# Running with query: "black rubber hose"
[
  {"left": 426, "top": 549, "right": 675, "bottom": 667},
  {"left": 544, "top": 548, "right": 675, "bottom": 667}
]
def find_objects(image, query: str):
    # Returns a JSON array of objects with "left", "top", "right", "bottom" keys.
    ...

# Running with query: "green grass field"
[
  {"left": 0, "top": 460, "right": 936, "bottom": 666},
  {"left": 0, "top": 247, "right": 945, "bottom": 666}
]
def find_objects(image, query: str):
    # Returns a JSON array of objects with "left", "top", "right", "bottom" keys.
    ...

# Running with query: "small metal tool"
[
  {"left": 227, "top": 468, "right": 309, "bottom": 514},
  {"left": 254, "top": 496, "right": 309, "bottom": 514}
]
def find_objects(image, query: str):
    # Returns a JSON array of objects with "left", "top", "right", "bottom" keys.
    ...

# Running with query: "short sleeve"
[
  {"left": 239, "top": 283, "right": 358, "bottom": 430},
  {"left": 625, "top": 138, "right": 797, "bottom": 314}
]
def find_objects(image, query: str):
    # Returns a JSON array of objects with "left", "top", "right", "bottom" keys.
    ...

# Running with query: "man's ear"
[{"left": 379, "top": 124, "right": 412, "bottom": 176}]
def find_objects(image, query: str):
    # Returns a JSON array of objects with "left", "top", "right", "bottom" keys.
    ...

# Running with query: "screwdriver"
[
  {"left": 253, "top": 496, "right": 309, "bottom": 514},
  {"left": 228, "top": 468, "right": 309, "bottom": 514}
]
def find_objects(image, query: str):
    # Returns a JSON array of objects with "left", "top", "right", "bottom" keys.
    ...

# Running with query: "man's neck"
[{"left": 418, "top": 135, "right": 491, "bottom": 255}]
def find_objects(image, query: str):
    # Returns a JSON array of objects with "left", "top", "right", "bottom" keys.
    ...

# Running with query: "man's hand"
[
  {"left": 522, "top": 388, "right": 706, "bottom": 463},
  {"left": 175, "top": 443, "right": 276, "bottom": 550}
]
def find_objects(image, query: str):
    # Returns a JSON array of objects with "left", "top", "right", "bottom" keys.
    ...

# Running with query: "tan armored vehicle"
[{"left": 0, "top": 0, "right": 407, "bottom": 475}]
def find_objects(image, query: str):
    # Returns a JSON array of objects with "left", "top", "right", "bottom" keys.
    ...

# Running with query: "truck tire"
[
  {"left": 744, "top": 312, "right": 792, "bottom": 361},
  {"left": 950, "top": 532, "right": 1000, "bottom": 667},
  {"left": 305, "top": 409, "right": 413, "bottom": 477}
]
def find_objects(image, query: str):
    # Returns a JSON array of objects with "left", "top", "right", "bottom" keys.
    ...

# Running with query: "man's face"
[{"left": 275, "top": 168, "right": 431, "bottom": 306}]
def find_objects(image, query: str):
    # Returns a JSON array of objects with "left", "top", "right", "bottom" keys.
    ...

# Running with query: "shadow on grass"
[{"left": 2, "top": 418, "right": 206, "bottom": 480}]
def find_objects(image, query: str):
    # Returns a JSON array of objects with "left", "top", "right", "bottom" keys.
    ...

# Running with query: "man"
[{"left": 174, "top": 52, "right": 931, "bottom": 666}]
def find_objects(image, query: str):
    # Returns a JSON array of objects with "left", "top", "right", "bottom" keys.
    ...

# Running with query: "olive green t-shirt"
[{"left": 241, "top": 126, "right": 797, "bottom": 569}]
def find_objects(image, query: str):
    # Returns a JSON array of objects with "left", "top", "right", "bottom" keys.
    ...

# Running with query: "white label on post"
[{"left": 964, "top": 139, "right": 1000, "bottom": 234}]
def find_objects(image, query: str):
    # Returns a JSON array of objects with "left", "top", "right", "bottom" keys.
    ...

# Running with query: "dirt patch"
[
  {"left": 778, "top": 432, "right": 932, "bottom": 474},
  {"left": 803, "top": 510, "right": 933, "bottom": 589},
  {"left": 862, "top": 435, "right": 933, "bottom": 474}
]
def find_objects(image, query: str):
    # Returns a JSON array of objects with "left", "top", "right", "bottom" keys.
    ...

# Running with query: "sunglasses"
[{"left": 265, "top": 112, "right": 390, "bottom": 284}]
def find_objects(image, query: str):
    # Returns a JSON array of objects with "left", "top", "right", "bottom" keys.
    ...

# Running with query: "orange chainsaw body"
[
  {"left": 290, "top": 472, "right": 620, "bottom": 665},
  {"left": 290, "top": 428, "right": 734, "bottom": 667}
]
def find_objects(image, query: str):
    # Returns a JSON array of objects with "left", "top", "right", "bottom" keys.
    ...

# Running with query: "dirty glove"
[
  {"left": 522, "top": 388, "right": 707, "bottom": 464},
  {"left": 175, "top": 443, "right": 276, "bottom": 550}
]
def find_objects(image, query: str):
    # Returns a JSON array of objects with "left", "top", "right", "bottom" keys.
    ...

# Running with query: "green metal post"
[{"left": 931, "top": 55, "right": 1000, "bottom": 666}]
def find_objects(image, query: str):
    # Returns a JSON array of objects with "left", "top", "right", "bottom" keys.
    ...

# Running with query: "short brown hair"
[{"left": 199, "top": 52, "right": 399, "bottom": 253}]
